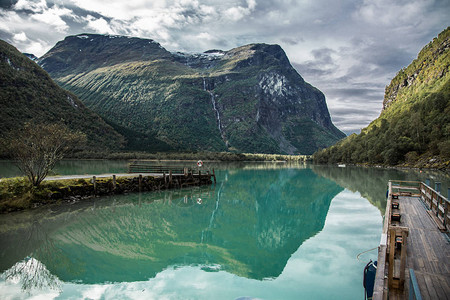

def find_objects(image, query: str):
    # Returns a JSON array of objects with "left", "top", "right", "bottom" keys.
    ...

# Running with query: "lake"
[{"left": 0, "top": 160, "right": 448, "bottom": 299}]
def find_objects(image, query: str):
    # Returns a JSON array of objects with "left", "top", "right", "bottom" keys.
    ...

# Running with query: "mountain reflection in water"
[{"left": 0, "top": 168, "right": 342, "bottom": 285}]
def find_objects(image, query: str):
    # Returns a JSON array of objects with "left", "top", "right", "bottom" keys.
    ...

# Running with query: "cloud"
[
  {"left": 30, "top": 6, "right": 72, "bottom": 32},
  {"left": 13, "top": 0, "right": 46, "bottom": 12},
  {"left": 84, "top": 15, "right": 115, "bottom": 34},
  {"left": 12, "top": 31, "right": 27, "bottom": 42},
  {"left": 223, "top": 0, "right": 256, "bottom": 21}
]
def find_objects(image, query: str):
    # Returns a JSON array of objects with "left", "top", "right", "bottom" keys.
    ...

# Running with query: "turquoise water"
[{"left": 0, "top": 162, "right": 448, "bottom": 299}]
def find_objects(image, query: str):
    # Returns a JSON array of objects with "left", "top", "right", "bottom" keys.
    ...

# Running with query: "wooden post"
[
  {"left": 169, "top": 170, "right": 173, "bottom": 186},
  {"left": 436, "top": 195, "right": 440, "bottom": 218},
  {"left": 399, "top": 228, "right": 409, "bottom": 288},
  {"left": 435, "top": 182, "right": 441, "bottom": 194},
  {"left": 431, "top": 191, "right": 435, "bottom": 212},
  {"left": 112, "top": 175, "right": 116, "bottom": 191},
  {"left": 139, "top": 174, "right": 142, "bottom": 192},
  {"left": 428, "top": 187, "right": 432, "bottom": 208},
  {"left": 435, "top": 182, "right": 441, "bottom": 217},
  {"left": 388, "top": 227, "right": 396, "bottom": 289},
  {"left": 93, "top": 176, "right": 97, "bottom": 194},
  {"left": 213, "top": 168, "right": 216, "bottom": 184},
  {"left": 163, "top": 172, "right": 168, "bottom": 188},
  {"left": 444, "top": 198, "right": 448, "bottom": 230}
]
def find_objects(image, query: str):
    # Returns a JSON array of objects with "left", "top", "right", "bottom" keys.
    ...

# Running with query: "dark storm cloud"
[{"left": 0, "top": 0, "right": 17, "bottom": 9}]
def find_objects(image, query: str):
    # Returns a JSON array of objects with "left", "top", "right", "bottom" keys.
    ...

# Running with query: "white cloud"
[
  {"left": 84, "top": 15, "right": 115, "bottom": 34},
  {"left": 30, "top": 6, "right": 72, "bottom": 32},
  {"left": 223, "top": 0, "right": 257, "bottom": 21},
  {"left": 13, "top": 0, "right": 47, "bottom": 12},
  {"left": 13, "top": 32, "right": 27, "bottom": 42},
  {"left": 354, "top": 0, "right": 429, "bottom": 26}
]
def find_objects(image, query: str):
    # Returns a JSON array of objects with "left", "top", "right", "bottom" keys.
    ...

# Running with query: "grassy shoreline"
[
  {"left": 0, "top": 172, "right": 212, "bottom": 214},
  {"left": 66, "top": 151, "right": 312, "bottom": 162}
]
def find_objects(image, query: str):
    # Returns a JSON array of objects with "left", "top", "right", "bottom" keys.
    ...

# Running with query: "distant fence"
[
  {"left": 128, "top": 163, "right": 216, "bottom": 183},
  {"left": 128, "top": 164, "right": 186, "bottom": 175}
]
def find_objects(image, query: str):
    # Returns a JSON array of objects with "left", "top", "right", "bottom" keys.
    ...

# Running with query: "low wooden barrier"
[
  {"left": 419, "top": 182, "right": 449, "bottom": 232},
  {"left": 128, "top": 163, "right": 217, "bottom": 184},
  {"left": 128, "top": 164, "right": 186, "bottom": 175}
]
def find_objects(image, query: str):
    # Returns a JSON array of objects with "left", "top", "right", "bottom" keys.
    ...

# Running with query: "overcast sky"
[{"left": 1, "top": 0, "right": 448, "bottom": 135}]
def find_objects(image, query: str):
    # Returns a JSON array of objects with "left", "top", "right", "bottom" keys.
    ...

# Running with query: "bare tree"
[{"left": 6, "top": 123, "right": 86, "bottom": 186}]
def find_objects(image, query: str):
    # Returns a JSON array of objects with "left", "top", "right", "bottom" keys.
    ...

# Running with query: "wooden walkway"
[
  {"left": 45, "top": 173, "right": 166, "bottom": 181},
  {"left": 373, "top": 181, "right": 450, "bottom": 300},
  {"left": 391, "top": 195, "right": 450, "bottom": 299}
]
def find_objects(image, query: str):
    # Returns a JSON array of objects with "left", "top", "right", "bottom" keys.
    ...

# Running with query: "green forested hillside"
[
  {"left": 39, "top": 34, "right": 345, "bottom": 155},
  {"left": 0, "top": 40, "right": 125, "bottom": 155},
  {"left": 313, "top": 28, "right": 450, "bottom": 168}
]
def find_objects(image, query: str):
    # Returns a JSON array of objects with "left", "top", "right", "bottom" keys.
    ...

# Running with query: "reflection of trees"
[
  {"left": 311, "top": 165, "right": 450, "bottom": 214},
  {"left": 2, "top": 218, "right": 63, "bottom": 292},
  {"left": 311, "top": 165, "right": 390, "bottom": 214}
]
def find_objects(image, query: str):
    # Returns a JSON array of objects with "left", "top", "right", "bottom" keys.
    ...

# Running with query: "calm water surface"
[{"left": 0, "top": 161, "right": 448, "bottom": 299}]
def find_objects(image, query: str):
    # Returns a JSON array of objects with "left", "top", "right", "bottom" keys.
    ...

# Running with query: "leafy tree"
[{"left": 5, "top": 123, "right": 86, "bottom": 186}]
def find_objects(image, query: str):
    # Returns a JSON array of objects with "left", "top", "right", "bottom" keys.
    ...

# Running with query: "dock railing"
[
  {"left": 128, "top": 164, "right": 186, "bottom": 174},
  {"left": 419, "top": 182, "right": 449, "bottom": 232}
]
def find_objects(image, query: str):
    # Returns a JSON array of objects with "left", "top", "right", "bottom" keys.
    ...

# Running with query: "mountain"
[
  {"left": 313, "top": 27, "right": 450, "bottom": 168},
  {"left": 0, "top": 39, "right": 125, "bottom": 154},
  {"left": 23, "top": 53, "right": 38, "bottom": 62},
  {"left": 39, "top": 34, "right": 345, "bottom": 155}
]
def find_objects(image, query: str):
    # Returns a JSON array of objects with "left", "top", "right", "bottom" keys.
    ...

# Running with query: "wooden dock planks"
[{"left": 398, "top": 195, "right": 450, "bottom": 299}]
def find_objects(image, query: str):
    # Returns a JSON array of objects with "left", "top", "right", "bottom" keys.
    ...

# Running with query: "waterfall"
[{"left": 203, "top": 77, "right": 228, "bottom": 146}]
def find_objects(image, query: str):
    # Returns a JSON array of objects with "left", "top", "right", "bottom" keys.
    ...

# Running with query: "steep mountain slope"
[
  {"left": 39, "top": 34, "right": 345, "bottom": 155},
  {"left": 313, "top": 27, "right": 449, "bottom": 168},
  {"left": 0, "top": 39, "right": 125, "bottom": 154}
]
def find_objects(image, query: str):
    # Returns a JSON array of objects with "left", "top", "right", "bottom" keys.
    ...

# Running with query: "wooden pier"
[
  {"left": 373, "top": 180, "right": 450, "bottom": 300},
  {"left": 38, "top": 164, "right": 216, "bottom": 203}
]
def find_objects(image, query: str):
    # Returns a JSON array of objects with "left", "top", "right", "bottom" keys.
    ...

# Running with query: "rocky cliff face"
[
  {"left": 383, "top": 28, "right": 449, "bottom": 110},
  {"left": 39, "top": 34, "right": 345, "bottom": 154}
]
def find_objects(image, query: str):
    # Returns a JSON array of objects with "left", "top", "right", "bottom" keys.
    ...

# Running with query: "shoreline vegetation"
[
  {"left": 313, "top": 153, "right": 450, "bottom": 172},
  {"left": 0, "top": 151, "right": 311, "bottom": 214},
  {"left": 65, "top": 151, "right": 312, "bottom": 162}
]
